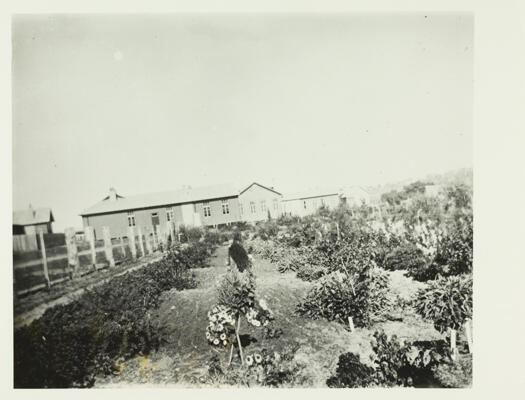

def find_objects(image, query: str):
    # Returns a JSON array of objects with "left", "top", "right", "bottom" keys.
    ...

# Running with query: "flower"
[
  {"left": 213, "top": 339, "right": 220, "bottom": 345},
  {"left": 263, "top": 320, "right": 269, "bottom": 327},
  {"left": 258, "top": 299, "right": 268, "bottom": 310},
  {"left": 223, "top": 340, "right": 228, "bottom": 346},
  {"left": 210, "top": 315, "right": 217, "bottom": 322},
  {"left": 216, "top": 323, "right": 224, "bottom": 332},
  {"left": 253, "top": 320, "right": 261, "bottom": 327},
  {"left": 220, "top": 333, "right": 227, "bottom": 340},
  {"left": 246, "top": 355, "right": 254, "bottom": 366},
  {"left": 206, "top": 332, "right": 211, "bottom": 339},
  {"left": 274, "top": 352, "right": 281, "bottom": 362},
  {"left": 254, "top": 354, "right": 262, "bottom": 364}
]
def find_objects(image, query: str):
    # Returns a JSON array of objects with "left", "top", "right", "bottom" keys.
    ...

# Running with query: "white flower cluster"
[
  {"left": 206, "top": 305, "right": 236, "bottom": 346},
  {"left": 245, "top": 299, "right": 274, "bottom": 328},
  {"left": 245, "top": 351, "right": 281, "bottom": 367}
]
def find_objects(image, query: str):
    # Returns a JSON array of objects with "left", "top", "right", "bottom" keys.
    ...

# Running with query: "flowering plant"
[
  {"left": 245, "top": 299, "right": 274, "bottom": 328},
  {"left": 207, "top": 268, "right": 279, "bottom": 366},
  {"left": 206, "top": 305, "right": 237, "bottom": 347}
]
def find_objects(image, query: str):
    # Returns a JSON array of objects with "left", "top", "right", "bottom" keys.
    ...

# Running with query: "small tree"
[
  {"left": 413, "top": 274, "right": 472, "bottom": 334},
  {"left": 207, "top": 268, "right": 274, "bottom": 366}
]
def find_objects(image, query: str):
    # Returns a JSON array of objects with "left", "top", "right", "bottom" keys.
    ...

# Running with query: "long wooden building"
[{"left": 80, "top": 182, "right": 282, "bottom": 239}]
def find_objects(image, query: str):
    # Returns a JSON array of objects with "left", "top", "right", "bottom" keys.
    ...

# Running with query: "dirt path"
[
  {"left": 14, "top": 253, "right": 164, "bottom": 329},
  {"left": 96, "top": 246, "right": 442, "bottom": 388}
]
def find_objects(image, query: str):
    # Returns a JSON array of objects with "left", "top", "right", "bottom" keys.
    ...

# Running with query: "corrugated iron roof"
[
  {"left": 81, "top": 183, "right": 238, "bottom": 216},
  {"left": 282, "top": 186, "right": 370, "bottom": 202},
  {"left": 13, "top": 207, "right": 54, "bottom": 226}
]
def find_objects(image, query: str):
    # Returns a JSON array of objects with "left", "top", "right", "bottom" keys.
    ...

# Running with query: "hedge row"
[{"left": 14, "top": 242, "right": 210, "bottom": 388}]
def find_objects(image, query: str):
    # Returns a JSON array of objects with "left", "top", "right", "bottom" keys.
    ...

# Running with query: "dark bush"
[
  {"left": 326, "top": 352, "right": 374, "bottom": 388},
  {"left": 327, "top": 331, "right": 454, "bottom": 388},
  {"left": 383, "top": 244, "right": 427, "bottom": 272}
]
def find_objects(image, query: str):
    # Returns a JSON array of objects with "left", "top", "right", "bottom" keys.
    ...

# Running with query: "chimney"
[{"left": 108, "top": 187, "right": 117, "bottom": 201}]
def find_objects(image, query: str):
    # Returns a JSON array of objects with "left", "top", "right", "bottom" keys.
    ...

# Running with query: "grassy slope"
[{"left": 95, "top": 246, "right": 443, "bottom": 388}]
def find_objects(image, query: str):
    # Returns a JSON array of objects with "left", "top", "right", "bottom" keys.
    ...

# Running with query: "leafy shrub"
[
  {"left": 296, "top": 268, "right": 390, "bottom": 327},
  {"left": 434, "top": 212, "right": 473, "bottom": 276},
  {"left": 174, "top": 241, "right": 212, "bottom": 268},
  {"left": 413, "top": 274, "right": 472, "bottom": 333},
  {"left": 255, "top": 220, "right": 280, "bottom": 241},
  {"left": 432, "top": 354, "right": 472, "bottom": 388},
  {"left": 203, "top": 230, "right": 230, "bottom": 248},
  {"left": 327, "top": 331, "right": 456, "bottom": 388},
  {"left": 179, "top": 226, "right": 203, "bottom": 243},
  {"left": 383, "top": 244, "right": 427, "bottom": 272},
  {"left": 216, "top": 268, "right": 256, "bottom": 316},
  {"left": 13, "top": 242, "right": 204, "bottom": 388},
  {"left": 295, "top": 263, "right": 328, "bottom": 281}
]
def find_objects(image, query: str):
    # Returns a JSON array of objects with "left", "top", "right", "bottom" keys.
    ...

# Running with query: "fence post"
[
  {"left": 128, "top": 226, "right": 137, "bottom": 260},
  {"left": 102, "top": 226, "right": 115, "bottom": 267},
  {"left": 38, "top": 232, "right": 51, "bottom": 289},
  {"left": 137, "top": 226, "right": 145, "bottom": 257},
  {"left": 86, "top": 226, "right": 97, "bottom": 271},
  {"left": 65, "top": 227, "right": 79, "bottom": 279}
]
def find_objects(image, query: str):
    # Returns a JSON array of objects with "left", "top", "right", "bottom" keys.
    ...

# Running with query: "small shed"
[{"left": 13, "top": 205, "right": 55, "bottom": 235}]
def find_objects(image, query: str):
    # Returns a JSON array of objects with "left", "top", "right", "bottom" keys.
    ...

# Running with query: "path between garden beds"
[
  {"left": 14, "top": 252, "right": 165, "bottom": 329},
  {"left": 96, "top": 246, "right": 442, "bottom": 388}
]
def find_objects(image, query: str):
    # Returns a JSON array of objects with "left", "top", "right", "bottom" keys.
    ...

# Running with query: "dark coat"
[{"left": 228, "top": 241, "right": 251, "bottom": 272}]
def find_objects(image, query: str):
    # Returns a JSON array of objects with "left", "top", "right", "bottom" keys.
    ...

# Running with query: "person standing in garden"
[{"left": 227, "top": 232, "right": 253, "bottom": 273}]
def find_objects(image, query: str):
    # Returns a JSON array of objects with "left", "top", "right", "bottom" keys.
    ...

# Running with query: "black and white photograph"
[{"left": 10, "top": 10, "right": 478, "bottom": 390}]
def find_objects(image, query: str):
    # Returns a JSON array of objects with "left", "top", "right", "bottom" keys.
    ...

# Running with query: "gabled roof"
[
  {"left": 239, "top": 182, "right": 282, "bottom": 196},
  {"left": 282, "top": 188, "right": 340, "bottom": 202},
  {"left": 81, "top": 183, "right": 238, "bottom": 216},
  {"left": 13, "top": 207, "right": 54, "bottom": 226}
]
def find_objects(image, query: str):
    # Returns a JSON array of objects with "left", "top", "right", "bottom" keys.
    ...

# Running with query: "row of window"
[
  {"left": 240, "top": 199, "right": 279, "bottom": 215},
  {"left": 126, "top": 199, "right": 280, "bottom": 225},
  {"left": 127, "top": 200, "right": 231, "bottom": 226},
  {"left": 304, "top": 198, "right": 327, "bottom": 209}
]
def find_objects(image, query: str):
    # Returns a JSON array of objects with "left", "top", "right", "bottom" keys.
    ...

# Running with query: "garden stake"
[
  {"left": 236, "top": 317, "right": 244, "bottom": 365},
  {"left": 464, "top": 319, "right": 473, "bottom": 354},
  {"left": 348, "top": 316, "right": 355, "bottom": 333},
  {"left": 450, "top": 328, "right": 458, "bottom": 361}
]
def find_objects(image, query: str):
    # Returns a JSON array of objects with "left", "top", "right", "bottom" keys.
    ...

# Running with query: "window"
[
  {"left": 222, "top": 200, "right": 230, "bottom": 215},
  {"left": 321, "top": 198, "right": 326, "bottom": 207},
  {"left": 203, "top": 202, "right": 211, "bottom": 217},
  {"left": 239, "top": 202, "right": 244, "bottom": 215},
  {"left": 127, "top": 211, "right": 136, "bottom": 227},
  {"left": 304, "top": 200, "right": 307, "bottom": 209},
  {"left": 273, "top": 199, "right": 278, "bottom": 210},
  {"left": 166, "top": 207, "right": 174, "bottom": 222},
  {"left": 250, "top": 201, "right": 256, "bottom": 213},
  {"left": 261, "top": 200, "right": 267, "bottom": 212}
]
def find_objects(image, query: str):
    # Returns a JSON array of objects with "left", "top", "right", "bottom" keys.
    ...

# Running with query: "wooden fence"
[{"left": 13, "top": 223, "right": 176, "bottom": 297}]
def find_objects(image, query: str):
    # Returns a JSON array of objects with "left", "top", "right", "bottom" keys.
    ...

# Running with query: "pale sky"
[{"left": 12, "top": 14, "right": 473, "bottom": 231}]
